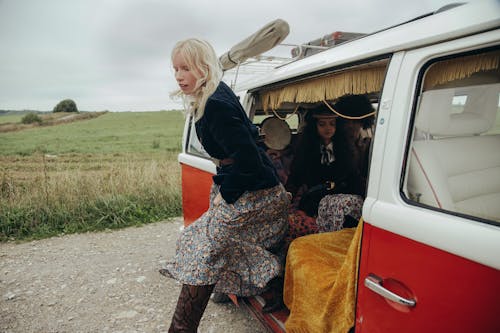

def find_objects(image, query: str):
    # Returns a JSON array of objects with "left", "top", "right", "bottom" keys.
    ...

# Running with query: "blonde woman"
[{"left": 163, "top": 38, "right": 289, "bottom": 332}]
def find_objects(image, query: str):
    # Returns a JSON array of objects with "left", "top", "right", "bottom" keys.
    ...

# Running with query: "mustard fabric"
[{"left": 284, "top": 222, "right": 362, "bottom": 333}]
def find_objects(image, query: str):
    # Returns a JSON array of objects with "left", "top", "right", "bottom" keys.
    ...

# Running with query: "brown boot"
[{"left": 168, "top": 284, "right": 215, "bottom": 333}]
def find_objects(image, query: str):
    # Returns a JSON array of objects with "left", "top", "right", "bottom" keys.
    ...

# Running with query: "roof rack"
[
  {"left": 223, "top": 51, "right": 295, "bottom": 90},
  {"left": 223, "top": 31, "right": 365, "bottom": 90}
]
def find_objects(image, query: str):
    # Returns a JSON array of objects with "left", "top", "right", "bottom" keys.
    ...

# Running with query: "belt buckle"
[{"left": 326, "top": 181, "right": 335, "bottom": 190}]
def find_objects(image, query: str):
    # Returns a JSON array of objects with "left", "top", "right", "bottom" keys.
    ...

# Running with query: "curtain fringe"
[
  {"left": 261, "top": 67, "right": 386, "bottom": 111},
  {"left": 260, "top": 51, "right": 499, "bottom": 110},
  {"left": 423, "top": 52, "right": 500, "bottom": 90}
]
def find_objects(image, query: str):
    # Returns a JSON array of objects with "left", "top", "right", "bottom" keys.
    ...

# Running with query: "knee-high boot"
[{"left": 168, "top": 284, "right": 215, "bottom": 333}]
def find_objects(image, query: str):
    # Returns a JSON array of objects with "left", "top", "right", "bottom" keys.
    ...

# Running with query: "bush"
[
  {"left": 21, "top": 112, "right": 43, "bottom": 124},
  {"left": 53, "top": 99, "right": 78, "bottom": 113}
]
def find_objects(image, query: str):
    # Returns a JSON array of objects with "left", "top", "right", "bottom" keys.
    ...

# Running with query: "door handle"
[{"left": 364, "top": 273, "right": 416, "bottom": 307}]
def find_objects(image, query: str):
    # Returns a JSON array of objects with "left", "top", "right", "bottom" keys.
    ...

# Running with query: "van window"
[
  {"left": 485, "top": 94, "right": 500, "bottom": 135},
  {"left": 186, "top": 117, "right": 209, "bottom": 158},
  {"left": 451, "top": 95, "right": 467, "bottom": 114},
  {"left": 403, "top": 49, "right": 500, "bottom": 224}
]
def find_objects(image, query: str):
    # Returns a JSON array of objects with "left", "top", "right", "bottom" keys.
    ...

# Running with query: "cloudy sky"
[{"left": 0, "top": 0, "right": 465, "bottom": 111}]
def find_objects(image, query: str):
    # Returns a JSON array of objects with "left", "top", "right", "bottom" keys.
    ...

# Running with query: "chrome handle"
[{"left": 364, "top": 273, "right": 416, "bottom": 307}]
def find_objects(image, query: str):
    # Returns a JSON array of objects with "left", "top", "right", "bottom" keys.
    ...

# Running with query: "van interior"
[
  {"left": 240, "top": 49, "right": 499, "bottom": 331},
  {"left": 242, "top": 58, "right": 388, "bottom": 331},
  {"left": 250, "top": 58, "right": 388, "bottom": 187}
]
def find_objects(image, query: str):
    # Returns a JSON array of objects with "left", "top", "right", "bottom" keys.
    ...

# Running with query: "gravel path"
[{"left": 0, "top": 218, "right": 266, "bottom": 333}]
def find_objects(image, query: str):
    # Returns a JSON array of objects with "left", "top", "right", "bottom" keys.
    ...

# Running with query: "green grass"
[
  {"left": 0, "top": 111, "right": 184, "bottom": 155},
  {"left": 1, "top": 192, "right": 182, "bottom": 240},
  {"left": 0, "top": 113, "right": 25, "bottom": 124},
  {"left": 0, "top": 111, "right": 185, "bottom": 241}
]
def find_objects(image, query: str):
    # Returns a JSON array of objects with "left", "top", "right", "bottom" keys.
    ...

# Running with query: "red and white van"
[{"left": 178, "top": 1, "right": 500, "bottom": 332}]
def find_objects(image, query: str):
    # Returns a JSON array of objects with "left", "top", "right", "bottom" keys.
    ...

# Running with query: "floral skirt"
[
  {"left": 164, "top": 184, "right": 289, "bottom": 296},
  {"left": 316, "top": 194, "right": 363, "bottom": 232},
  {"left": 285, "top": 193, "right": 363, "bottom": 249}
]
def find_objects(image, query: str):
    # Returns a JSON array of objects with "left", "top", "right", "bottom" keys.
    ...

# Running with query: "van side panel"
[
  {"left": 180, "top": 163, "right": 213, "bottom": 226},
  {"left": 356, "top": 222, "right": 500, "bottom": 333}
]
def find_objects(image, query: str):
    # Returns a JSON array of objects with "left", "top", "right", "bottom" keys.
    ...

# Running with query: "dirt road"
[{"left": 0, "top": 218, "right": 265, "bottom": 333}]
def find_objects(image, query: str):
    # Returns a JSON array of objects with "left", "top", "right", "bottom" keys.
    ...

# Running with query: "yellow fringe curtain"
[
  {"left": 261, "top": 67, "right": 386, "bottom": 111},
  {"left": 423, "top": 51, "right": 500, "bottom": 90},
  {"left": 260, "top": 52, "right": 499, "bottom": 110}
]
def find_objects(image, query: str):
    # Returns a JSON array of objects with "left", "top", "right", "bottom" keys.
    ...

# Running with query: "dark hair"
[
  {"left": 332, "top": 94, "right": 375, "bottom": 129},
  {"left": 286, "top": 106, "right": 346, "bottom": 194},
  {"left": 287, "top": 96, "right": 373, "bottom": 195},
  {"left": 301, "top": 105, "right": 340, "bottom": 148}
]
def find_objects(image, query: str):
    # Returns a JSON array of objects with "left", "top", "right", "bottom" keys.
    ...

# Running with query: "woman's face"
[
  {"left": 316, "top": 117, "right": 337, "bottom": 143},
  {"left": 172, "top": 52, "right": 199, "bottom": 95}
]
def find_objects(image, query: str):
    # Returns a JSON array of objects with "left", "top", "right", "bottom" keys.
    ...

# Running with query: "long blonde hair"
[{"left": 171, "top": 38, "right": 223, "bottom": 121}]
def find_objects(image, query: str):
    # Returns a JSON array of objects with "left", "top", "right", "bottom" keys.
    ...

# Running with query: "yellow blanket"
[{"left": 283, "top": 222, "right": 362, "bottom": 333}]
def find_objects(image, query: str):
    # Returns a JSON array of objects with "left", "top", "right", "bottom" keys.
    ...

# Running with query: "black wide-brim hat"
[
  {"left": 309, "top": 104, "right": 338, "bottom": 119},
  {"left": 332, "top": 94, "right": 374, "bottom": 118}
]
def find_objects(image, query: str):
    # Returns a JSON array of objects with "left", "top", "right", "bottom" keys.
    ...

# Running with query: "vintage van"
[{"left": 178, "top": 1, "right": 500, "bottom": 332}]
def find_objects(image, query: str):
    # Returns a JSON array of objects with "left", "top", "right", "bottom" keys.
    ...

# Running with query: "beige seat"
[{"left": 407, "top": 84, "right": 500, "bottom": 221}]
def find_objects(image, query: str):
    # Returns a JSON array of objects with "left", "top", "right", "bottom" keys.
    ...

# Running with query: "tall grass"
[{"left": 0, "top": 111, "right": 185, "bottom": 241}]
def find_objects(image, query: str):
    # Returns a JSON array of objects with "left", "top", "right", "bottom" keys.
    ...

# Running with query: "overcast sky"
[{"left": 0, "top": 0, "right": 467, "bottom": 111}]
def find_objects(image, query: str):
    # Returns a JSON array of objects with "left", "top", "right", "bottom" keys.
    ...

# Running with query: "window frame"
[
  {"left": 185, "top": 115, "right": 210, "bottom": 159},
  {"left": 400, "top": 45, "right": 500, "bottom": 227}
]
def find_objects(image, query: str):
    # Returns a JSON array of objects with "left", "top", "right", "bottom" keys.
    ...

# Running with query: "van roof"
[{"left": 238, "top": 0, "right": 500, "bottom": 92}]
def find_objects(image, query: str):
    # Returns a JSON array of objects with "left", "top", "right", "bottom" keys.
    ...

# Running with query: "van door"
[
  {"left": 357, "top": 33, "right": 500, "bottom": 332},
  {"left": 178, "top": 116, "right": 215, "bottom": 225},
  {"left": 178, "top": 90, "right": 252, "bottom": 226}
]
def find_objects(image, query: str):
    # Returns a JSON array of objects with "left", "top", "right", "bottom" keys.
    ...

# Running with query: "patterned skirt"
[
  {"left": 316, "top": 194, "right": 363, "bottom": 232},
  {"left": 284, "top": 193, "right": 364, "bottom": 249},
  {"left": 165, "top": 184, "right": 289, "bottom": 296}
]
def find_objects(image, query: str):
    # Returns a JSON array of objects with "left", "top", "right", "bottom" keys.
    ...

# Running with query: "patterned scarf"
[{"left": 320, "top": 142, "right": 335, "bottom": 165}]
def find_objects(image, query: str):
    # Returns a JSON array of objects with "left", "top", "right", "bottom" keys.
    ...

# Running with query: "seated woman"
[
  {"left": 315, "top": 94, "right": 374, "bottom": 232},
  {"left": 283, "top": 95, "right": 374, "bottom": 331},
  {"left": 285, "top": 94, "right": 374, "bottom": 238},
  {"left": 262, "top": 95, "right": 375, "bottom": 313}
]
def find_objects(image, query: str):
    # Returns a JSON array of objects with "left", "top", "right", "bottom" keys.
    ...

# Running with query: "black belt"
[{"left": 212, "top": 157, "right": 234, "bottom": 167}]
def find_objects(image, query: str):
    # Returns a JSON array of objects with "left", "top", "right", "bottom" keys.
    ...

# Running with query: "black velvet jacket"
[
  {"left": 195, "top": 81, "right": 279, "bottom": 204},
  {"left": 286, "top": 140, "right": 365, "bottom": 197}
]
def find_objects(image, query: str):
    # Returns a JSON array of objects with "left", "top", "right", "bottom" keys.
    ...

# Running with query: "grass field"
[
  {"left": 0, "top": 111, "right": 183, "bottom": 155},
  {"left": 0, "top": 114, "right": 25, "bottom": 124},
  {"left": 0, "top": 111, "right": 185, "bottom": 241}
]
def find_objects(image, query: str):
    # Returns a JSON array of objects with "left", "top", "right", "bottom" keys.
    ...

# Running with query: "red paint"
[
  {"left": 243, "top": 297, "right": 288, "bottom": 333},
  {"left": 180, "top": 163, "right": 213, "bottom": 226},
  {"left": 356, "top": 223, "right": 500, "bottom": 333},
  {"left": 229, "top": 294, "right": 238, "bottom": 305}
]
